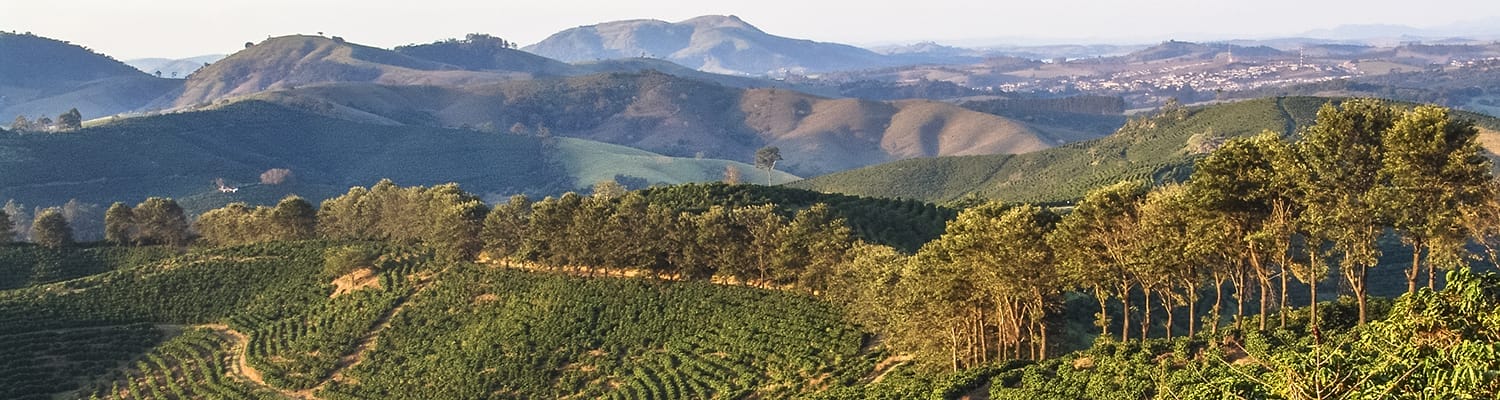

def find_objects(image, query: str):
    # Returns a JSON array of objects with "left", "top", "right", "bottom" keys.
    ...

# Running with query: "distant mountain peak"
[
  {"left": 525, "top": 14, "right": 899, "bottom": 75},
  {"left": 680, "top": 15, "right": 759, "bottom": 31}
]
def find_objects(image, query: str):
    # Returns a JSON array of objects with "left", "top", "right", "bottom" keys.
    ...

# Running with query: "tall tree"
[
  {"left": 271, "top": 195, "right": 317, "bottom": 240},
  {"left": 754, "top": 146, "right": 783, "bottom": 184},
  {"left": 0, "top": 208, "right": 12, "bottom": 243},
  {"left": 31, "top": 208, "right": 72, "bottom": 248},
  {"left": 1189, "top": 131, "right": 1301, "bottom": 330},
  {"left": 56, "top": 108, "right": 82, "bottom": 130},
  {"left": 1295, "top": 99, "right": 1396, "bottom": 325},
  {"left": 134, "top": 197, "right": 190, "bottom": 247},
  {"left": 1374, "top": 105, "right": 1493, "bottom": 293},
  {"left": 1049, "top": 181, "right": 1148, "bottom": 341},
  {"left": 104, "top": 202, "right": 134, "bottom": 244},
  {"left": 482, "top": 194, "right": 532, "bottom": 263}
]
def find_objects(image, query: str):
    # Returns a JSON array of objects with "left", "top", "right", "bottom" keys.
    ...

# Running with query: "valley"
[{"left": 5, "top": 6, "right": 1500, "bottom": 400}]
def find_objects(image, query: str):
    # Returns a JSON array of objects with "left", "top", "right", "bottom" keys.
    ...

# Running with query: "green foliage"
[
  {"left": 318, "top": 180, "right": 488, "bottom": 260},
  {"left": 322, "top": 245, "right": 379, "bottom": 279},
  {"left": 0, "top": 323, "right": 164, "bottom": 400},
  {"left": 319, "top": 264, "right": 866, "bottom": 399},
  {"left": 641, "top": 183, "right": 955, "bottom": 252},
  {"left": 194, "top": 195, "right": 317, "bottom": 247},
  {"left": 131, "top": 197, "right": 189, "bottom": 247},
  {"left": 83, "top": 327, "right": 281, "bottom": 400},
  {"left": 103, "top": 202, "right": 133, "bottom": 245},
  {"left": 791, "top": 97, "right": 1379, "bottom": 204},
  {"left": 0, "top": 207, "right": 12, "bottom": 244},
  {"left": 0, "top": 245, "right": 173, "bottom": 290},
  {"left": 29, "top": 207, "right": 72, "bottom": 248}
]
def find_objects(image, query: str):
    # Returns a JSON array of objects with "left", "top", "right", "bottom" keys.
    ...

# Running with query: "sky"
[{"left": 3, "top": 0, "right": 1499, "bottom": 59}]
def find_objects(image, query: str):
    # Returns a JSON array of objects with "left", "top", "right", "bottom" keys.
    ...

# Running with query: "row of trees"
[
  {"left": 10, "top": 108, "right": 82, "bottom": 132},
  {"left": 480, "top": 191, "right": 852, "bottom": 289},
  {"left": 824, "top": 100, "right": 1497, "bottom": 371}
]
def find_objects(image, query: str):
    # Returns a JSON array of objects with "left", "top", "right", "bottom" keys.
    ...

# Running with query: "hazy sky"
[{"left": 3, "top": 0, "right": 1498, "bottom": 59}]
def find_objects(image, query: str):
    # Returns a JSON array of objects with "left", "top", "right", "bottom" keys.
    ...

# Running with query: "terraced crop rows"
[{"left": 86, "top": 327, "right": 279, "bottom": 400}]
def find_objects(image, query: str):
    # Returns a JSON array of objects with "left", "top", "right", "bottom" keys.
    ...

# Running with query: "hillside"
[
  {"left": 0, "top": 243, "right": 872, "bottom": 399},
  {"left": 0, "top": 100, "right": 776, "bottom": 212},
  {"left": 791, "top": 96, "right": 1500, "bottom": 204},
  {"left": 0, "top": 32, "right": 180, "bottom": 120},
  {"left": 172, "top": 35, "right": 519, "bottom": 107},
  {"left": 524, "top": 15, "right": 899, "bottom": 75},
  {"left": 244, "top": 72, "right": 1084, "bottom": 176},
  {"left": 790, "top": 97, "right": 1328, "bottom": 203}
]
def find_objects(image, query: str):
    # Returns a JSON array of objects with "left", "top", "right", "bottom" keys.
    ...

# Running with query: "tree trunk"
[
  {"left": 1188, "top": 285, "right": 1199, "bottom": 337},
  {"left": 1095, "top": 293, "right": 1110, "bottom": 339},
  {"left": 1407, "top": 241, "right": 1421, "bottom": 295},
  {"left": 1428, "top": 259, "right": 1438, "bottom": 291},
  {"left": 1120, "top": 288, "right": 1132, "bottom": 342},
  {"left": 1279, "top": 263, "right": 1289, "bottom": 329},
  {"left": 1309, "top": 280, "right": 1320, "bottom": 332},
  {"left": 1141, "top": 287, "right": 1153, "bottom": 340},
  {"left": 1211, "top": 278, "right": 1225, "bottom": 335},
  {"left": 1356, "top": 266, "right": 1368, "bottom": 325},
  {"left": 1249, "top": 246, "right": 1268, "bottom": 331},
  {"left": 1161, "top": 292, "right": 1176, "bottom": 339}
]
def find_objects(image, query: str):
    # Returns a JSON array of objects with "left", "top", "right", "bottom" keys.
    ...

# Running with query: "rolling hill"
[
  {"left": 237, "top": 71, "right": 1101, "bottom": 176},
  {"left": 0, "top": 99, "right": 790, "bottom": 213},
  {"left": 172, "top": 35, "right": 524, "bottom": 107},
  {"left": 0, "top": 32, "right": 181, "bottom": 121},
  {"left": 524, "top": 15, "right": 901, "bottom": 75},
  {"left": 791, "top": 96, "right": 1500, "bottom": 204}
]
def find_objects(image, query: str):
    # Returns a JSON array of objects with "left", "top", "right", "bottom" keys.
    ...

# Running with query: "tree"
[
  {"left": 11, "top": 115, "right": 30, "bottom": 131},
  {"left": 134, "top": 197, "right": 190, "bottom": 247},
  {"left": 482, "top": 194, "right": 531, "bottom": 263},
  {"left": 754, "top": 146, "right": 783, "bottom": 184},
  {"left": 1188, "top": 131, "right": 1301, "bottom": 330},
  {"left": 1049, "top": 181, "right": 1147, "bottom": 341},
  {"left": 260, "top": 168, "right": 294, "bottom": 185},
  {"left": 592, "top": 180, "right": 627, "bottom": 200},
  {"left": 723, "top": 165, "right": 742, "bottom": 185},
  {"left": 0, "top": 208, "right": 12, "bottom": 243},
  {"left": 1295, "top": 99, "right": 1396, "bottom": 325},
  {"left": 1373, "top": 105, "right": 1492, "bottom": 293},
  {"left": 271, "top": 195, "right": 317, "bottom": 240},
  {"left": 60, "top": 199, "right": 102, "bottom": 242},
  {"left": 56, "top": 108, "right": 82, "bottom": 130},
  {"left": 31, "top": 208, "right": 72, "bottom": 248},
  {"left": 104, "top": 202, "right": 134, "bottom": 244},
  {"left": 5, "top": 200, "right": 32, "bottom": 242}
]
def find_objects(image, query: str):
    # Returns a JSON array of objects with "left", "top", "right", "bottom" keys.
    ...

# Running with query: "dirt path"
[
  {"left": 196, "top": 323, "right": 313, "bottom": 400},
  {"left": 314, "top": 270, "right": 442, "bottom": 392}
]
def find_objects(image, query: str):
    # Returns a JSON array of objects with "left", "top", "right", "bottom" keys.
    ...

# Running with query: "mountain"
[
  {"left": 0, "top": 99, "right": 792, "bottom": 212},
  {"left": 124, "top": 54, "right": 226, "bottom": 79},
  {"left": 237, "top": 71, "right": 1091, "bottom": 176},
  {"left": 0, "top": 32, "right": 180, "bottom": 121},
  {"left": 172, "top": 35, "right": 525, "bottom": 107},
  {"left": 524, "top": 15, "right": 899, "bottom": 75}
]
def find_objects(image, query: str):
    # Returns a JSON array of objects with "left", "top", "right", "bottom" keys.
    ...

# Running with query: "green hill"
[
  {"left": 0, "top": 100, "right": 780, "bottom": 213},
  {"left": 241, "top": 71, "right": 1081, "bottom": 177},
  {"left": 0, "top": 242, "right": 872, "bottom": 399},
  {"left": 791, "top": 96, "right": 1500, "bottom": 204},
  {"left": 639, "top": 183, "right": 956, "bottom": 252}
]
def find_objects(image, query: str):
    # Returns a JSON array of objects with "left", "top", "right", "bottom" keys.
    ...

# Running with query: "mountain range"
[{"left": 523, "top": 15, "right": 906, "bottom": 75}]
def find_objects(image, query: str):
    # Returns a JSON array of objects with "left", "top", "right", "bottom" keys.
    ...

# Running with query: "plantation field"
[{"left": 0, "top": 242, "right": 877, "bottom": 399}]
